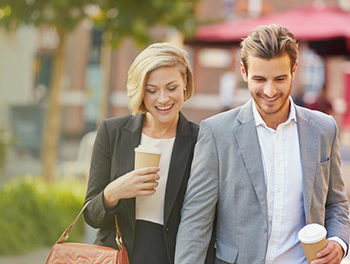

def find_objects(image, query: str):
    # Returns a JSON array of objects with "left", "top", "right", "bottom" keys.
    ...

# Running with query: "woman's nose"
[{"left": 158, "top": 91, "right": 169, "bottom": 103}]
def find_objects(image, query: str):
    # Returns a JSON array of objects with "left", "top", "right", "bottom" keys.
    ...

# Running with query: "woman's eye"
[
  {"left": 146, "top": 89, "right": 156, "bottom": 93},
  {"left": 168, "top": 86, "right": 177, "bottom": 91}
]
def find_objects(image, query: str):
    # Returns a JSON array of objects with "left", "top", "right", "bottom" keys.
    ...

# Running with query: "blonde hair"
[
  {"left": 240, "top": 24, "right": 298, "bottom": 74},
  {"left": 127, "top": 42, "right": 194, "bottom": 115}
]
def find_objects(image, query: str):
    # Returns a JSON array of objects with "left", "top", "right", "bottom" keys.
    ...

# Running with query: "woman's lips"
[{"left": 155, "top": 104, "right": 174, "bottom": 113}]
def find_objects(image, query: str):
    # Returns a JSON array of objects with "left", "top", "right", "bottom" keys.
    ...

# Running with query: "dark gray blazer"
[{"left": 83, "top": 112, "right": 214, "bottom": 263}]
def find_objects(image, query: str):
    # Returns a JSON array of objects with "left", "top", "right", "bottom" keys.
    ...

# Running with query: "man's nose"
[{"left": 263, "top": 82, "right": 277, "bottom": 98}]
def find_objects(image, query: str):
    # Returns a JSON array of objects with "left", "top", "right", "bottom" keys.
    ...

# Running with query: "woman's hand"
[{"left": 103, "top": 167, "right": 160, "bottom": 207}]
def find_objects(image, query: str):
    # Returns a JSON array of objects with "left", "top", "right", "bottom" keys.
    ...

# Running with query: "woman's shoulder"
[
  {"left": 101, "top": 114, "right": 136, "bottom": 131},
  {"left": 179, "top": 113, "right": 199, "bottom": 137},
  {"left": 188, "top": 120, "right": 199, "bottom": 135}
]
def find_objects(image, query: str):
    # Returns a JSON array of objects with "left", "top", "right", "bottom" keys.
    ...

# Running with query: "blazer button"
[{"left": 165, "top": 227, "right": 169, "bottom": 233}]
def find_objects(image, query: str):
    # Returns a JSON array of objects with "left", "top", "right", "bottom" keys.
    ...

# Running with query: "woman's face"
[{"left": 143, "top": 65, "right": 186, "bottom": 126}]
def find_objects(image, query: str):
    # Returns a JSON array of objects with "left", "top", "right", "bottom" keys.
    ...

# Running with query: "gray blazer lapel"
[
  {"left": 234, "top": 101, "right": 268, "bottom": 227},
  {"left": 296, "top": 106, "right": 319, "bottom": 223},
  {"left": 164, "top": 113, "right": 193, "bottom": 224},
  {"left": 119, "top": 113, "right": 144, "bottom": 224}
]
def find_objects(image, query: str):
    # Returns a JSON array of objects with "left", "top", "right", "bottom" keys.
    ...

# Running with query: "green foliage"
[
  {"left": 0, "top": 175, "right": 86, "bottom": 255},
  {"left": 0, "top": 130, "right": 8, "bottom": 173},
  {"left": 0, "top": 0, "right": 199, "bottom": 46},
  {"left": 95, "top": 0, "right": 200, "bottom": 46},
  {"left": 0, "top": 0, "right": 92, "bottom": 31}
]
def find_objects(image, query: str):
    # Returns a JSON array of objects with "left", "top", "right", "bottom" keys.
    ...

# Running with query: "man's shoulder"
[
  {"left": 297, "top": 105, "right": 334, "bottom": 123},
  {"left": 204, "top": 107, "right": 241, "bottom": 126},
  {"left": 296, "top": 105, "right": 336, "bottom": 133},
  {"left": 200, "top": 106, "right": 244, "bottom": 135}
]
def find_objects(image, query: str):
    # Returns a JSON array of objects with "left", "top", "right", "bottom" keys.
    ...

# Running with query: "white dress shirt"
[{"left": 252, "top": 98, "right": 346, "bottom": 263}]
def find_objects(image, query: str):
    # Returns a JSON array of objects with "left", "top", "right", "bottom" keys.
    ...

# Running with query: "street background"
[{"left": 1, "top": 0, "right": 350, "bottom": 263}]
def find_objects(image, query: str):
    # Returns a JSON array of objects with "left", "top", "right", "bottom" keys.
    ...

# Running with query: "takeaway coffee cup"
[
  {"left": 298, "top": 223, "right": 327, "bottom": 263},
  {"left": 134, "top": 145, "right": 161, "bottom": 170}
]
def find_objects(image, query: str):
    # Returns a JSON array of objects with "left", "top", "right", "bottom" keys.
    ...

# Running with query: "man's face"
[{"left": 241, "top": 54, "right": 297, "bottom": 122}]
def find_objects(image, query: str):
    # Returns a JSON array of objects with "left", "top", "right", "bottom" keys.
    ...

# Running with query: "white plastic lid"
[
  {"left": 298, "top": 224, "right": 327, "bottom": 244},
  {"left": 134, "top": 145, "right": 161, "bottom": 155}
]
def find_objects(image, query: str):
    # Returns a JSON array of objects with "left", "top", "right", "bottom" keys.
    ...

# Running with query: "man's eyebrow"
[
  {"left": 275, "top": 74, "right": 288, "bottom": 78},
  {"left": 251, "top": 75, "right": 265, "bottom": 79}
]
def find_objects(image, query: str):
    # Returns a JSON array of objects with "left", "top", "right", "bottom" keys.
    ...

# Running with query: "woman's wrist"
[{"left": 103, "top": 184, "right": 120, "bottom": 207}]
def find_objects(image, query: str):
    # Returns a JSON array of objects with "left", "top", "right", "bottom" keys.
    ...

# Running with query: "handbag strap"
[{"left": 56, "top": 200, "right": 124, "bottom": 250}]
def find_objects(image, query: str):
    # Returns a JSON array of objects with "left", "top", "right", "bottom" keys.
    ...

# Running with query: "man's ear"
[
  {"left": 240, "top": 62, "right": 248, "bottom": 82},
  {"left": 291, "top": 61, "right": 298, "bottom": 79}
]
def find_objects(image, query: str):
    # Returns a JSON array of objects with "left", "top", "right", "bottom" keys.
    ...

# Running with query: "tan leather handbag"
[{"left": 46, "top": 201, "right": 129, "bottom": 264}]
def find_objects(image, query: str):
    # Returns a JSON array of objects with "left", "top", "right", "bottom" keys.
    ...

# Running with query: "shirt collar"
[{"left": 252, "top": 96, "right": 297, "bottom": 128}]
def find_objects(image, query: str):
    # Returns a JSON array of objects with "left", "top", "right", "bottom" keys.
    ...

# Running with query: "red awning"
[{"left": 194, "top": 5, "right": 350, "bottom": 54}]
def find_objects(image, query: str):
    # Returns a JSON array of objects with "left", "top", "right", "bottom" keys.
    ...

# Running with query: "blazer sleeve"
[
  {"left": 325, "top": 116, "right": 350, "bottom": 248},
  {"left": 175, "top": 120, "right": 219, "bottom": 264},
  {"left": 83, "top": 120, "right": 115, "bottom": 228}
]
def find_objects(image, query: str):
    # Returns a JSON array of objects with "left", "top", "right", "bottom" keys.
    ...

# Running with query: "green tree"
[
  {"left": 0, "top": 0, "right": 199, "bottom": 182},
  {"left": 0, "top": 0, "right": 93, "bottom": 182}
]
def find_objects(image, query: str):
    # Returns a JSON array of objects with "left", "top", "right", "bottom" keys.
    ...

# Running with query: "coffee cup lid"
[
  {"left": 134, "top": 145, "right": 161, "bottom": 155},
  {"left": 298, "top": 224, "right": 327, "bottom": 244}
]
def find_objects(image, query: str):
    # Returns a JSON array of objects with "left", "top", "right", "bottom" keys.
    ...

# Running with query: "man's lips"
[{"left": 260, "top": 95, "right": 279, "bottom": 103}]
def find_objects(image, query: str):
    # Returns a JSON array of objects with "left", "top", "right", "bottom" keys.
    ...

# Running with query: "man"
[{"left": 175, "top": 24, "right": 349, "bottom": 264}]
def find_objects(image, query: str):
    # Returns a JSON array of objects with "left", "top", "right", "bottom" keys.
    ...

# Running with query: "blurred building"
[{"left": 1, "top": 0, "right": 350, "bottom": 152}]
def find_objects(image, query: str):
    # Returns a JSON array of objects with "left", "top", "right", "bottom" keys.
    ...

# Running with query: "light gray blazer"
[{"left": 175, "top": 100, "right": 350, "bottom": 264}]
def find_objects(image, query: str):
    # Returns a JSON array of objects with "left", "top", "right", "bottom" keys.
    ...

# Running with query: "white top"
[
  {"left": 135, "top": 133, "right": 175, "bottom": 225},
  {"left": 252, "top": 98, "right": 346, "bottom": 263}
]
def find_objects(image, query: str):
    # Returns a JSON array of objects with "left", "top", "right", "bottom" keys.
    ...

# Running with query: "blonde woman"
[{"left": 83, "top": 43, "right": 214, "bottom": 264}]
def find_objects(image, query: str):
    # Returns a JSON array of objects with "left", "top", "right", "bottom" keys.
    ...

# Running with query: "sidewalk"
[{"left": 0, "top": 248, "right": 50, "bottom": 264}]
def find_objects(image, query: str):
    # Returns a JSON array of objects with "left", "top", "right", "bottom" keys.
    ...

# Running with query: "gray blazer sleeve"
[
  {"left": 325, "top": 117, "right": 350, "bottom": 247},
  {"left": 175, "top": 120, "right": 218, "bottom": 264}
]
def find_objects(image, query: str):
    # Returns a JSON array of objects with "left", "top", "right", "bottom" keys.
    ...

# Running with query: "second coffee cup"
[{"left": 298, "top": 223, "right": 327, "bottom": 263}]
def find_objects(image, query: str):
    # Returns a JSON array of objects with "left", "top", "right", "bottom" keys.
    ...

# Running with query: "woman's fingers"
[
  {"left": 136, "top": 173, "right": 160, "bottom": 183},
  {"left": 134, "top": 167, "right": 160, "bottom": 175}
]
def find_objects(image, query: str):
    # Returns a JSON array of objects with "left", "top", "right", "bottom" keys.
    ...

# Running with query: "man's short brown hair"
[{"left": 240, "top": 24, "right": 298, "bottom": 74}]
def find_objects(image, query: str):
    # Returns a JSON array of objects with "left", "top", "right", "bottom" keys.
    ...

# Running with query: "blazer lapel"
[
  {"left": 164, "top": 112, "right": 193, "bottom": 224},
  {"left": 119, "top": 113, "right": 144, "bottom": 224},
  {"left": 295, "top": 106, "right": 319, "bottom": 223},
  {"left": 234, "top": 100, "right": 269, "bottom": 227}
]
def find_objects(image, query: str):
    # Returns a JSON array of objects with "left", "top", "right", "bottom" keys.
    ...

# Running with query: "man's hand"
[{"left": 310, "top": 240, "right": 344, "bottom": 264}]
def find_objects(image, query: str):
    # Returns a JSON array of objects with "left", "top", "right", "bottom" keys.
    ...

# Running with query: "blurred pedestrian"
[
  {"left": 175, "top": 24, "right": 349, "bottom": 264},
  {"left": 305, "top": 86, "right": 333, "bottom": 116},
  {"left": 83, "top": 43, "right": 214, "bottom": 264},
  {"left": 219, "top": 56, "right": 238, "bottom": 112}
]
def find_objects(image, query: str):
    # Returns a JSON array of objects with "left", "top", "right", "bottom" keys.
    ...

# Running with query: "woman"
[{"left": 83, "top": 43, "right": 214, "bottom": 263}]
